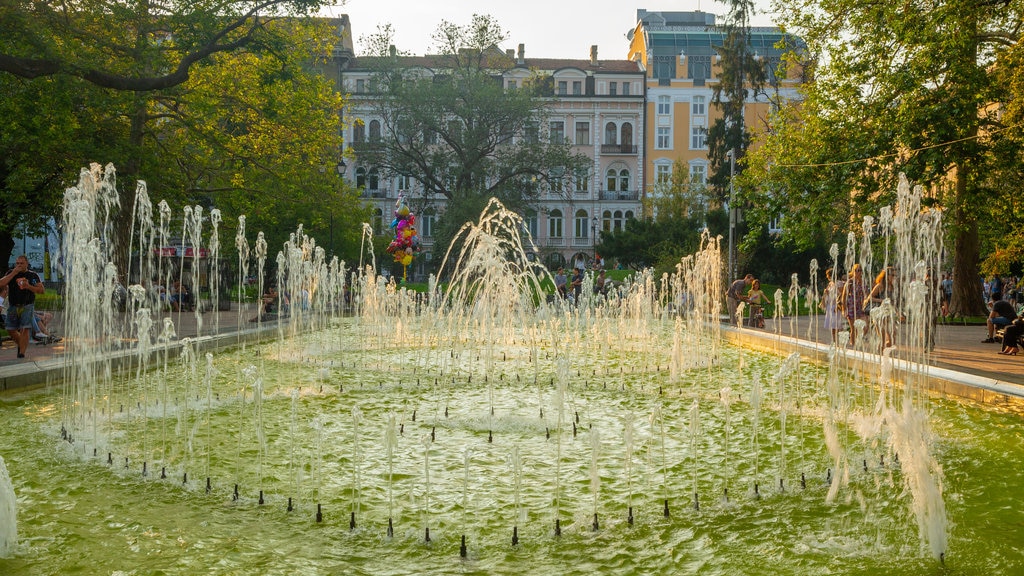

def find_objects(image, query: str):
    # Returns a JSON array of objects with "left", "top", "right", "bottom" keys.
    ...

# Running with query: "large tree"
[
  {"left": 744, "top": 0, "right": 1023, "bottom": 315},
  {"left": 0, "top": 1, "right": 368, "bottom": 270},
  {"left": 357, "top": 16, "right": 588, "bottom": 262}
]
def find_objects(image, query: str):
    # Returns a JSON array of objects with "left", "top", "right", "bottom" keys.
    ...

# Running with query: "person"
[
  {"left": 820, "top": 269, "right": 842, "bottom": 344},
  {"left": 940, "top": 272, "right": 953, "bottom": 319},
  {"left": 982, "top": 291, "right": 1017, "bottom": 343},
  {"left": 169, "top": 281, "right": 192, "bottom": 312},
  {"left": 593, "top": 269, "right": 607, "bottom": 296},
  {"left": 864, "top": 267, "right": 898, "bottom": 349},
  {"left": 746, "top": 279, "right": 771, "bottom": 328},
  {"left": 999, "top": 317, "right": 1023, "bottom": 355},
  {"left": 570, "top": 268, "right": 583, "bottom": 302},
  {"left": 838, "top": 264, "right": 869, "bottom": 346},
  {"left": 554, "top": 267, "right": 568, "bottom": 299},
  {"left": 726, "top": 273, "right": 753, "bottom": 326},
  {"left": 0, "top": 255, "right": 46, "bottom": 359},
  {"left": 32, "top": 310, "right": 59, "bottom": 343}
]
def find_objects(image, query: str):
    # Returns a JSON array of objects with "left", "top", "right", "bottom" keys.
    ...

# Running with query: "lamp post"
[
  {"left": 726, "top": 149, "right": 736, "bottom": 281},
  {"left": 331, "top": 159, "right": 346, "bottom": 256},
  {"left": 591, "top": 215, "right": 599, "bottom": 265}
]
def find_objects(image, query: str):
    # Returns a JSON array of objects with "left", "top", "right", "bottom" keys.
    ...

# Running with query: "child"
[{"left": 747, "top": 279, "right": 771, "bottom": 328}]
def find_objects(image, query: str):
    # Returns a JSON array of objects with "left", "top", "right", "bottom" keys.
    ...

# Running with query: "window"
[
  {"left": 613, "top": 210, "right": 624, "bottom": 232},
  {"left": 604, "top": 122, "right": 617, "bottom": 145},
  {"left": 368, "top": 167, "right": 380, "bottom": 190},
  {"left": 575, "top": 209, "right": 589, "bottom": 238},
  {"left": 657, "top": 95, "right": 671, "bottom": 115},
  {"left": 549, "top": 121, "right": 565, "bottom": 143},
  {"left": 656, "top": 127, "right": 671, "bottom": 150},
  {"left": 574, "top": 168, "right": 589, "bottom": 192},
  {"left": 353, "top": 123, "right": 365, "bottom": 143},
  {"left": 618, "top": 169, "right": 630, "bottom": 192},
  {"left": 622, "top": 82, "right": 630, "bottom": 96},
  {"left": 558, "top": 81, "right": 567, "bottom": 95},
  {"left": 355, "top": 167, "right": 366, "bottom": 188},
  {"left": 575, "top": 122, "right": 590, "bottom": 146},
  {"left": 687, "top": 55, "right": 711, "bottom": 82},
  {"left": 372, "top": 208, "right": 383, "bottom": 235},
  {"left": 656, "top": 164, "right": 671, "bottom": 184},
  {"left": 397, "top": 174, "right": 411, "bottom": 190},
  {"left": 620, "top": 123, "right": 633, "bottom": 146},
  {"left": 524, "top": 209, "right": 538, "bottom": 238},
  {"left": 654, "top": 55, "right": 674, "bottom": 81},
  {"left": 507, "top": 80, "right": 517, "bottom": 90},
  {"left": 692, "top": 95, "right": 706, "bottom": 115},
  {"left": 602, "top": 210, "right": 612, "bottom": 232},
  {"left": 691, "top": 127, "right": 707, "bottom": 149},
  {"left": 550, "top": 167, "right": 564, "bottom": 193},
  {"left": 421, "top": 213, "right": 435, "bottom": 237},
  {"left": 369, "top": 120, "right": 381, "bottom": 142},
  {"left": 548, "top": 209, "right": 563, "bottom": 238},
  {"left": 606, "top": 168, "right": 617, "bottom": 192},
  {"left": 424, "top": 128, "right": 437, "bottom": 145},
  {"left": 572, "top": 81, "right": 582, "bottom": 95},
  {"left": 609, "top": 82, "right": 617, "bottom": 96},
  {"left": 525, "top": 121, "right": 539, "bottom": 144},
  {"left": 355, "top": 79, "right": 365, "bottom": 93},
  {"left": 690, "top": 164, "right": 707, "bottom": 185}
]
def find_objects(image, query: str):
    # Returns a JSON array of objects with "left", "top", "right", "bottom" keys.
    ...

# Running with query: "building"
[
  {"left": 627, "top": 10, "right": 805, "bottom": 213},
  {"left": 333, "top": 39, "right": 645, "bottom": 273}
]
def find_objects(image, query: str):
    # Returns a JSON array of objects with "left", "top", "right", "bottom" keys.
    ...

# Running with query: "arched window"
[
  {"left": 369, "top": 119, "right": 381, "bottom": 142},
  {"left": 524, "top": 208, "right": 538, "bottom": 238},
  {"left": 620, "top": 122, "right": 633, "bottom": 146},
  {"left": 604, "top": 122, "right": 617, "bottom": 145},
  {"left": 368, "top": 168, "right": 379, "bottom": 190},
  {"left": 613, "top": 210, "right": 624, "bottom": 232},
  {"left": 625, "top": 210, "right": 635, "bottom": 221},
  {"left": 353, "top": 123, "right": 365, "bottom": 143},
  {"left": 574, "top": 209, "right": 589, "bottom": 238},
  {"left": 606, "top": 168, "right": 617, "bottom": 192},
  {"left": 548, "top": 209, "right": 564, "bottom": 238},
  {"left": 618, "top": 169, "right": 630, "bottom": 192},
  {"left": 355, "top": 167, "right": 366, "bottom": 189},
  {"left": 602, "top": 210, "right": 612, "bottom": 232}
]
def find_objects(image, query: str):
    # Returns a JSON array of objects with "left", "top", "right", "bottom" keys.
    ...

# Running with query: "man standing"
[
  {"left": 554, "top": 267, "right": 567, "bottom": 298},
  {"left": 726, "top": 273, "right": 754, "bottom": 326},
  {"left": 1, "top": 255, "right": 46, "bottom": 359}
]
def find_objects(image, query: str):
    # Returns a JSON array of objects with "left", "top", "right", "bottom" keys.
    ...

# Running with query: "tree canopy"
[
  {"left": 356, "top": 15, "right": 589, "bottom": 264},
  {"left": 743, "top": 0, "right": 1024, "bottom": 314}
]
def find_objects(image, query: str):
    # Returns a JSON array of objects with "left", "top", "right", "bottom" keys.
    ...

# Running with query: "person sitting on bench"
[{"left": 982, "top": 291, "right": 1017, "bottom": 343}]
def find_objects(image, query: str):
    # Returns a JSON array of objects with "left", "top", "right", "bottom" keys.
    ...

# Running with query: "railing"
[
  {"left": 571, "top": 237, "right": 592, "bottom": 247},
  {"left": 598, "top": 190, "right": 640, "bottom": 201},
  {"left": 600, "top": 144, "right": 638, "bottom": 155},
  {"left": 361, "top": 189, "right": 387, "bottom": 199}
]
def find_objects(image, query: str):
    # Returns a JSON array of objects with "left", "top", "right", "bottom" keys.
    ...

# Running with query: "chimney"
[
  {"left": 389, "top": 44, "right": 396, "bottom": 58},
  {"left": 517, "top": 43, "right": 525, "bottom": 65},
  {"left": 590, "top": 45, "right": 598, "bottom": 66},
  {"left": 506, "top": 48, "right": 515, "bottom": 59}
]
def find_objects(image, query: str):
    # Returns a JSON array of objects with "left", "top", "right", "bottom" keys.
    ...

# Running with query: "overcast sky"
[{"left": 330, "top": 0, "right": 779, "bottom": 59}]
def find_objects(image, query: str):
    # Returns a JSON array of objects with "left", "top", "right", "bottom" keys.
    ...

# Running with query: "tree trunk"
[{"left": 949, "top": 169, "right": 985, "bottom": 317}]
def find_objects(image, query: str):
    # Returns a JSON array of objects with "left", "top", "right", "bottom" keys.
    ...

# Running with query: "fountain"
[{"left": 0, "top": 165, "right": 1022, "bottom": 574}]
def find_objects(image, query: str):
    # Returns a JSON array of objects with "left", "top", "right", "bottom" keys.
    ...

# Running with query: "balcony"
[
  {"left": 360, "top": 189, "right": 387, "bottom": 199},
  {"left": 600, "top": 144, "right": 638, "bottom": 155},
  {"left": 571, "top": 237, "right": 592, "bottom": 247},
  {"left": 598, "top": 190, "right": 640, "bottom": 201}
]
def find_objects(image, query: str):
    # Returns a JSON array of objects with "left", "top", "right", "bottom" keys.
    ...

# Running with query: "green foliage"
[{"left": 597, "top": 210, "right": 726, "bottom": 273}]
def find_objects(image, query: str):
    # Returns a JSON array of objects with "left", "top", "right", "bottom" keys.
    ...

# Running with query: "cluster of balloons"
[{"left": 385, "top": 192, "right": 421, "bottom": 267}]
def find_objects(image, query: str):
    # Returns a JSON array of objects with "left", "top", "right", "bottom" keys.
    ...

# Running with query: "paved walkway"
[{"left": 1, "top": 306, "right": 1022, "bottom": 389}]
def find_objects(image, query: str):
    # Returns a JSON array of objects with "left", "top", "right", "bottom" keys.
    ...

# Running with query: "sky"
[{"left": 328, "top": 0, "right": 779, "bottom": 59}]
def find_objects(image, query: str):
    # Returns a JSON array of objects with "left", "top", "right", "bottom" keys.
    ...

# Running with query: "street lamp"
[
  {"left": 330, "top": 159, "right": 347, "bottom": 256},
  {"left": 591, "top": 215, "right": 599, "bottom": 264},
  {"left": 726, "top": 149, "right": 736, "bottom": 281}
]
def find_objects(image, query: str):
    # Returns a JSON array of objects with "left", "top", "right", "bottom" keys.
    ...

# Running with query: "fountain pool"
[{"left": 0, "top": 166, "right": 1022, "bottom": 574}]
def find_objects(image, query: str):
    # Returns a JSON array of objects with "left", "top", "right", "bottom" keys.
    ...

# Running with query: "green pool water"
[{"left": 0, "top": 319, "right": 1022, "bottom": 575}]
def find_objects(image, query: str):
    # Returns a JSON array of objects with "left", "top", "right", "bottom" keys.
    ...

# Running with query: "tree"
[
  {"left": 356, "top": 15, "right": 589, "bottom": 266},
  {"left": 706, "top": 0, "right": 765, "bottom": 204},
  {"left": 743, "top": 0, "right": 1024, "bottom": 315},
  {"left": 0, "top": 2, "right": 365, "bottom": 271}
]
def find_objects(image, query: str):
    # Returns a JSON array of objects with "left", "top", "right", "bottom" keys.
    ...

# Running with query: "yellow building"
[{"left": 627, "top": 10, "right": 806, "bottom": 205}]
